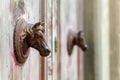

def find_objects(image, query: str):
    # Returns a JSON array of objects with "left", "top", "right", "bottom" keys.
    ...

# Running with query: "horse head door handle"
[
  {"left": 67, "top": 30, "right": 88, "bottom": 56},
  {"left": 13, "top": 18, "right": 51, "bottom": 65}
]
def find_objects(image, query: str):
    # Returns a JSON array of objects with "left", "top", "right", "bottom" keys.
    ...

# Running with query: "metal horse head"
[
  {"left": 13, "top": 18, "right": 51, "bottom": 64},
  {"left": 67, "top": 30, "right": 88, "bottom": 56}
]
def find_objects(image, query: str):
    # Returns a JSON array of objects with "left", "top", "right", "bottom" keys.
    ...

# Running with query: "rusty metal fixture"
[
  {"left": 67, "top": 30, "right": 88, "bottom": 56},
  {"left": 13, "top": 18, "right": 51, "bottom": 64}
]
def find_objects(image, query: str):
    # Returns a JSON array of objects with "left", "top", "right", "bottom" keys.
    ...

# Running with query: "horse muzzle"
[
  {"left": 39, "top": 42, "right": 51, "bottom": 57},
  {"left": 81, "top": 44, "right": 88, "bottom": 51}
]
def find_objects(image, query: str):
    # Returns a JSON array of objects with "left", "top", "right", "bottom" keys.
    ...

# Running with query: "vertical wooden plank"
[
  {"left": 57, "top": 0, "right": 61, "bottom": 80},
  {"left": 40, "top": 0, "right": 46, "bottom": 80},
  {"left": 45, "top": 0, "right": 53, "bottom": 80},
  {"left": 60, "top": 0, "right": 78, "bottom": 80},
  {"left": 0, "top": 0, "right": 40, "bottom": 80},
  {"left": 83, "top": 0, "right": 95, "bottom": 80},
  {"left": 110, "top": 0, "right": 120, "bottom": 80},
  {"left": 76, "top": 0, "right": 84, "bottom": 80},
  {"left": 93, "top": 0, "right": 110, "bottom": 80},
  {"left": 52, "top": 0, "right": 61, "bottom": 80}
]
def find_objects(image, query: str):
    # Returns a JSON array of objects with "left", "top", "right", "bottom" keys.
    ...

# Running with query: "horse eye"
[{"left": 38, "top": 31, "right": 45, "bottom": 37}]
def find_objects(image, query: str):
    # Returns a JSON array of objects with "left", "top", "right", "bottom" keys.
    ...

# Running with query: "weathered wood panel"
[
  {"left": 0, "top": 0, "right": 41, "bottom": 80},
  {"left": 60, "top": 0, "right": 79, "bottom": 80},
  {"left": 83, "top": 0, "right": 95, "bottom": 80},
  {"left": 93, "top": 0, "right": 110, "bottom": 80},
  {"left": 110, "top": 0, "right": 120, "bottom": 80}
]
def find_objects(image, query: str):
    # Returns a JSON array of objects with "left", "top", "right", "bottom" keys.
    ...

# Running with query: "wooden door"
[
  {"left": 45, "top": 0, "right": 85, "bottom": 80},
  {"left": 45, "top": 0, "right": 81, "bottom": 79},
  {"left": 0, "top": 0, "right": 85, "bottom": 80},
  {"left": 60, "top": 0, "right": 79, "bottom": 79}
]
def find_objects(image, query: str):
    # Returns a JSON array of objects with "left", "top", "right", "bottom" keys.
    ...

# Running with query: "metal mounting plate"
[{"left": 13, "top": 18, "right": 29, "bottom": 65}]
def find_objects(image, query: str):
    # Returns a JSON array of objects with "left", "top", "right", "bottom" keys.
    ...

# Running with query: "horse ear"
[
  {"left": 32, "top": 22, "right": 45, "bottom": 33},
  {"left": 39, "top": 22, "right": 45, "bottom": 33},
  {"left": 40, "top": 22, "right": 44, "bottom": 27},
  {"left": 77, "top": 31, "right": 83, "bottom": 35},
  {"left": 32, "top": 22, "right": 40, "bottom": 31}
]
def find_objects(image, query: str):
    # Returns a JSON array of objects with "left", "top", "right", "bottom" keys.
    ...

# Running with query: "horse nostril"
[
  {"left": 85, "top": 44, "right": 88, "bottom": 49},
  {"left": 40, "top": 48, "right": 51, "bottom": 57},
  {"left": 44, "top": 46, "right": 51, "bottom": 53},
  {"left": 46, "top": 49, "right": 51, "bottom": 53},
  {"left": 82, "top": 44, "right": 88, "bottom": 51},
  {"left": 43, "top": 48, "right": 51, "bottom": 56}
]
